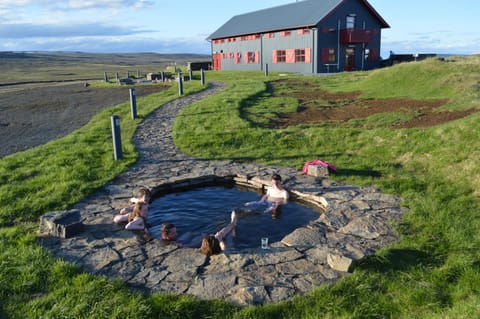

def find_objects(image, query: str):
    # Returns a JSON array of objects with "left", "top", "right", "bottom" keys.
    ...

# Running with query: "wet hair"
[
  {"left": 200, "top": 235, "right": 222, "bottom": 257},
  {"left": 272, "top": 174, "right": 282, "bottom": 182},
  {"left": 137, "top": 188, "right": 152, "bottom": 203},
  {"left": 161, "top": 223, "right": 176, "bottom": 241}
]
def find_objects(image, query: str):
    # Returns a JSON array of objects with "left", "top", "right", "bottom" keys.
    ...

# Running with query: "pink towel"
[{"left": 302, "top": 160, "right": 337, "bottom": 174}]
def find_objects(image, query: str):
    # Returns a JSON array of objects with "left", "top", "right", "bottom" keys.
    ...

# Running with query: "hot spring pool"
[{"left": 148, "top": 186, "right": 322, "bottom": 249}]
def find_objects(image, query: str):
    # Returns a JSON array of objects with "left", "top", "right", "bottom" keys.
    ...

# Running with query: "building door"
[
  {"left": 213, "top": 53, "right": 222, "bottom": 71},
  {"left": 345, "top": 48, "right": 355, "bottom": 71}
]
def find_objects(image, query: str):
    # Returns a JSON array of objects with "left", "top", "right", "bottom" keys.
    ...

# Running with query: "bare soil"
[
  {"left": 267, "top": 79, "right": 478, "bottom": 129},
  {"left": 0, "top": 82, "right": 167, "bottom": 158}
]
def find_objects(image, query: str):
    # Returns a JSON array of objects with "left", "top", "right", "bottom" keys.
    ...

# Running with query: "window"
[
  {"left": 366, "top": 48, "right": 378, "bottom": 62},
  {"left": 280, "top": 31, "right": 291, "bottom": 37},
  {"left": 245, "top": 51, "right": 259, "bottom": 64},
  {"left": 295, "top": 49, "right": 306, "bottom": 62},
  {"left": 297, "top": 29, "right": 310, "bottom": 35},
  {"left": 265, "top": 32, "right": 275, "bottom": 39},
  {"left": 274, "top": 50, "right": 286, "bottom": 63},
  {"left": 322, "top": 48, "right": 337, "bottom": 63},
  {"left": 346, "top": 14, "right": 356, "bottom": 29},
  {"left": 234, "top": 52, "right": 241, "bottom": 64}
]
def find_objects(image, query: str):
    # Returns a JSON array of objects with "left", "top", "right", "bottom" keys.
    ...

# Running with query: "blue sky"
[{"left": 0, "top": 0, "right": 478, "bottom": 58}]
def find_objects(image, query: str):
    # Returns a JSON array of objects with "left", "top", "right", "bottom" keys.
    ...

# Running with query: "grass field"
[{"left": 1, "top": 54, "right": 479, "bottom": 318}]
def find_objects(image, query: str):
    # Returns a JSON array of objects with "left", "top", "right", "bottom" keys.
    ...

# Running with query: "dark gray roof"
[{"left": 207, "top": 0, "right": 389, "bottom": 40}]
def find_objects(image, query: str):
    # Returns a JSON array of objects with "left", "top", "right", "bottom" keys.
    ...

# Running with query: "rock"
[
  {"left": 228, "top": 286, "right": 269, "bottom": 306},
  {"left": 39, "top": 209, "right": 83, "bottom": 238},
  {"left": 281, "top": 227, "right": 326, "bottom": 247},
  {"left": 327, "top": 253, "right": 353, "bottom": 272}
]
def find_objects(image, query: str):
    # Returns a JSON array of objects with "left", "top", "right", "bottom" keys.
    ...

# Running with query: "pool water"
[{"left": 148, "top": 186, "right": 321, "bottom": 250}]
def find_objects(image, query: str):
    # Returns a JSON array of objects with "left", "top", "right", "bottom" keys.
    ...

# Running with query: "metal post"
[
  {"left": 111, "top": 115, "right": 122, "bottom": 160},
  {"left": 200, "top": 68, "right": 205, "bottom": 86},
  {"left": 129, "top": 88, "right": 137, "bottom": 119},
  {"left": 265, "top": 63, "right": 269, "bottom": 76},
  {"left": 178, "top": 72, "right": 183, "bottom": 96}
]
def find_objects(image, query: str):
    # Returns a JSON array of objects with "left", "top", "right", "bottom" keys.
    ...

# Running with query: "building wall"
[
  {"left": 211, "top": 0, "right": 384, "bottom": 73},
  {"left": 317, "top": 0, "right": 384, "bottom": 72}
]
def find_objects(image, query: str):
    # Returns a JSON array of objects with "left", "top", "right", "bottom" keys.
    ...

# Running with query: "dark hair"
[
  {"left": 272, "top": 174, "right": 282, "bottom": 182},
  {"left": 200, "top": 235, "right": 222, "bottom": 256},
  {"left": 161, "top": 223, "right": 175, "bottom": 234}
]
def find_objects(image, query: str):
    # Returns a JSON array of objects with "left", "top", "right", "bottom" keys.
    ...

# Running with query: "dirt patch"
[
  {"left": 0, "top": 82, "right": 168, "bottom": 158},
  {"left": 266, "top": 79, "right": 478, "bottom": 129}
]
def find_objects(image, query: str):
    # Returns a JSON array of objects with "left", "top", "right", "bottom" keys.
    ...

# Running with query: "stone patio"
[{"left": 40, "top": 82, "right": 405, "bottom": 306}]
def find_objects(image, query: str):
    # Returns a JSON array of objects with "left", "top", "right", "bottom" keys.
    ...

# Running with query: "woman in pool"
[{"left": 200, "top": 210, "right": 237, "bottom": 256}]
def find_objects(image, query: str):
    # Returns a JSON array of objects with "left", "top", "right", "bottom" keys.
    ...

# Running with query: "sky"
[{"left": 0, "top": 0, "right": 478, "bottom": 58}]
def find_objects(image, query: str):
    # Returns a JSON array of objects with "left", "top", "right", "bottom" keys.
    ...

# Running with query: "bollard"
[
  {"left": 115, "top": 72, "right": 119, "bottom": 82},
  {"left": 129, "top": 88, "right": 137, "bottom": 119},
  {"left": 200, "top": 68, "right": 205, "bottom": 86},
  {"left": 189, "top": 68, "right": 193, "bottom": 81},
  {"left": 265, "top": 63, "right": 269, "bottom": 76},
  {"left": 178, "top": 72, "right": 183, "bottom": 96},
  {"left": 111, "top": 115, "right": 122, "bottom": 160},
  {"left": 161, "top": 71, "right": 165, "bottom": 82},
  {"left": 103, "top": 72, "right": 108, "bottom": 82}
]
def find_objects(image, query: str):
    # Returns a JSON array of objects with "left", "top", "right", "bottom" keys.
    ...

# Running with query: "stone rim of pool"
[{"left": 40, "top": 172, "right": 405, "bottom": 306}]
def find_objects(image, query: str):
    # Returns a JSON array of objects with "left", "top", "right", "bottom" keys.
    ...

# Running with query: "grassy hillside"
[{"left": 1, "top": 55, "right": 479, "bottom": 318}]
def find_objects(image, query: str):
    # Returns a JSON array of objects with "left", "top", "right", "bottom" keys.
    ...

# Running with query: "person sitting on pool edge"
[
  {"left": 114, "top": 188, "right": 152, "bottom": 225},
  {"left": 200, "top": 210, "right": 238, "bottom": 257},
  {"left": 244, "top": 174, "right": 289, "bottom": 215}
]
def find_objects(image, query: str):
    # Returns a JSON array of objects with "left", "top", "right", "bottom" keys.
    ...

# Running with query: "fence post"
[
  {"left": 115, "top": 72, "right": 119, "bottom": 83},
  {"left": 160, "top": 71, "right": 165, "bottom": 82},
  {"left": 103, "top": 72, "right": 108, "bottom": 82},
  {"left": 265, "top": 63, "right": 269, "bottom": 76},
  {"left": 111, "top": 115, "right": 122, "bottom": 160},
  {"left": 201, "top": 68, "right": 205, "bottom": 86},
  {"left": 178, "top": 72, "right": 183, "bottom": 96},
  {"left": 189, "top": 68, "right": 193, "bottom": 81},
  {"left": 129, "top": 88, "right": 137, "bottom": 119}
]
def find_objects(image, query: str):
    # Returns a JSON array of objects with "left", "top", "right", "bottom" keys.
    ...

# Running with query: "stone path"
[{"left": 40, "top": 82, "right": 405, "bottom": 306}]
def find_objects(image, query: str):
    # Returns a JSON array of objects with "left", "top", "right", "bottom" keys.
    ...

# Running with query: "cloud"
[
  {"left": 0, "top": 23, "right": 152, "bottom": 38},
  {"left": 0, "top": 0, "right": 153, "bottom": 10},
  {"left": 0, "top": 34, "right": 211, "bottom": 54}
]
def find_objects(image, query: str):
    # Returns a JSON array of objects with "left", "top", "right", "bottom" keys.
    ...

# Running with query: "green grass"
[{"left": 1, "top": 56, "right": 480, "bottom": 318}]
